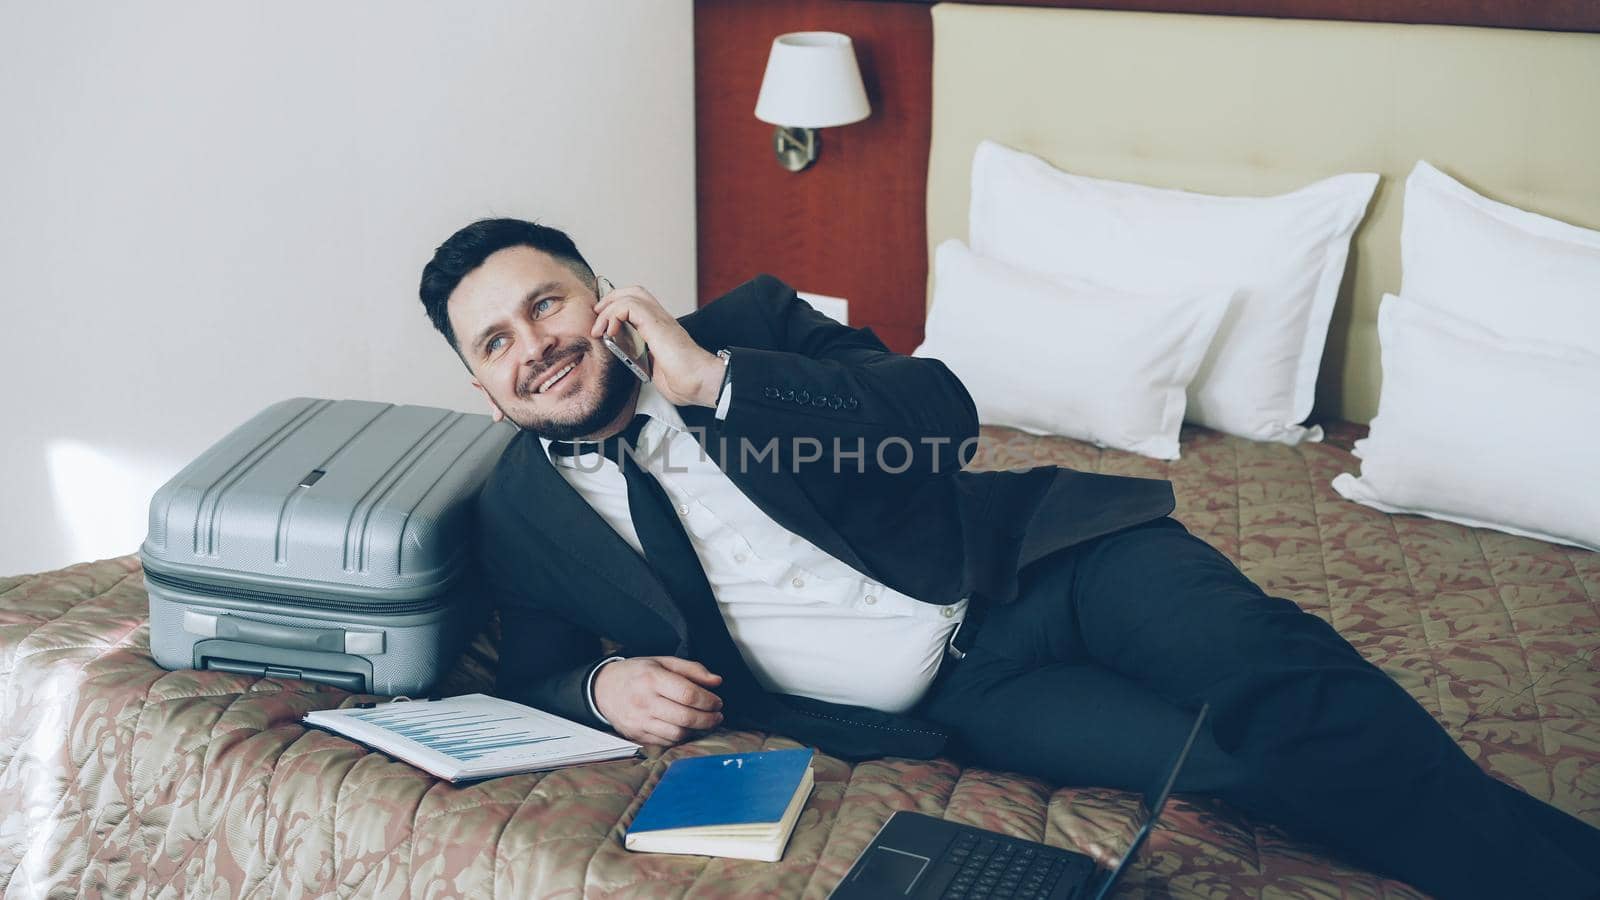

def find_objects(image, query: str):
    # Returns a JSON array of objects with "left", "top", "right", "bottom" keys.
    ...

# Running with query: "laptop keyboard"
[{"left": 940, "top": 831, "right": 1082, "bottom": 899}]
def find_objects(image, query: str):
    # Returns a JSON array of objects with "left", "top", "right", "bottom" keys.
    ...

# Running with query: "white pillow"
[
  {"left": 1401, "top": 160, "right": 1600, "bottom": 349},
  {"left": 1332, "top": 294, "right": 1600, "bottom": 551},
  {"left": 913, "top": 239, "right": 1232, "bottom": 460},
  {"left": 969, "top": 140, "right": 1377, "bottom": 444}
]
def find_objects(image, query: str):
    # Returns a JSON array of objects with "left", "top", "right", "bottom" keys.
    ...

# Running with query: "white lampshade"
[{"left": 754, "top": 32, "right": 871, "bottom": 129}]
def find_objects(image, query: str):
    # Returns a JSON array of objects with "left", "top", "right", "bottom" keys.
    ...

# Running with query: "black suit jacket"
[{"left": 475, "top": 275, "right": 1175, "bottom": 759}]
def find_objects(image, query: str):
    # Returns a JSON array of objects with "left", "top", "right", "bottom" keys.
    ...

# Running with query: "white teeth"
[{"left": 537, "top": 362, "right": 576, "bottom": 394}]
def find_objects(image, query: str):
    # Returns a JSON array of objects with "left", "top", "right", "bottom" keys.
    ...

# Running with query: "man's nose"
[{"left": 519, "top": 328, "right": 559, "bottom": 370}]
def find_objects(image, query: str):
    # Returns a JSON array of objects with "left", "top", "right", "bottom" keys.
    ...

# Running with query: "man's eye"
[
  {"left": 532, "top": 297, "right": 560, "bottom": 317},
  {"left": 485, "top": 335, "right": 508, "bottom": 355}
]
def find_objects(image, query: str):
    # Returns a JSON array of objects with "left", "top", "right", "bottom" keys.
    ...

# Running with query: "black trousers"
[{"left": 912, "top": 516, "right": 1600, "bottom": 900}]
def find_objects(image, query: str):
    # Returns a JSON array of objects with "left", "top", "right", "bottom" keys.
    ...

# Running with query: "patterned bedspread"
[{"left": 3, "top": 423, "right": 1596, "bottom": 899}]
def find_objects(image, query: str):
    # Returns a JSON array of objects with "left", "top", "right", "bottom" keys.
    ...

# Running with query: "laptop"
[{"left": 829, "top": 705, "right": 1209, "bottom": 900}]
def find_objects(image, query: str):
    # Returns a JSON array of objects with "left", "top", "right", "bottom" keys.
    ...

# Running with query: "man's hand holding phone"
[{"left": 592, "top": 283, "right": 725, "bottom": 408}]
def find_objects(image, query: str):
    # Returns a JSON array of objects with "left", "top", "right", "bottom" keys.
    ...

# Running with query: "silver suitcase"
[{"left": 140, "top": 397, "right": 515, "bottom": 695}]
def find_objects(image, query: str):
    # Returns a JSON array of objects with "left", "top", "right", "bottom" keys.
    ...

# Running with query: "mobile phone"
[{"left": 602, "top": 321, "right": 651, "bottom": 384}]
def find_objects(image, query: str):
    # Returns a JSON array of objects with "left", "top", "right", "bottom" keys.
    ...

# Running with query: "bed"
[
  {"left": 3, "top": 421, "right": 1597, "bottom": 898},
  {"left": 6, "top": 4, "right": 1600, "bottom": 898}
]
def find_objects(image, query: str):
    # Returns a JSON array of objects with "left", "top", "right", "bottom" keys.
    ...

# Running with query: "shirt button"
[
  {"left": 734, "top": 552, "right": 747, "bottom": 563},
  {"left": 791, "top": 577, "right": 805, "bottom": 589},
  {"left": 864, "top": 594, "right": 877, "bottom": 605},
  {"left": 941, "top": 606, "right": 955, "bottom": 618},
  {"left": 677, "top": 504, "right": 689, "bottom": 516}
]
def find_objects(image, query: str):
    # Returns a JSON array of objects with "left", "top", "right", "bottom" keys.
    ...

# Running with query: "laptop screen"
[{"left": 1087, "top": 704, "right": 1210, "bottom": 900}]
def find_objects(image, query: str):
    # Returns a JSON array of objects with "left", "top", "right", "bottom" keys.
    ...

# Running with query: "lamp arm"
[
  {"left": 770, "top": 125, "right": 820, "bottom": 172},
  {"left": 776, "top": 127, "right": 815, "bottom": 155}
]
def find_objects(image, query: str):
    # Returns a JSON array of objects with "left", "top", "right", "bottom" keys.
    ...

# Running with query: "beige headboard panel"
[{"left": 927, "top": 3, "right": 1600, "bottom": 423}]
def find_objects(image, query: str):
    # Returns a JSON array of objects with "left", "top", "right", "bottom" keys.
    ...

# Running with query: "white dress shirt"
[{"left": 538, "top": 379, "right": 966, "bottom": 722}]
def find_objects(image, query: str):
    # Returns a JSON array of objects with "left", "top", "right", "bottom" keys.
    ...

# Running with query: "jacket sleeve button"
[
  {"left": 763, "top": 387, "right": 779, "bottom": 399},
  {"left": 797, "top": 390, "right": 810, "bottom": 404}
]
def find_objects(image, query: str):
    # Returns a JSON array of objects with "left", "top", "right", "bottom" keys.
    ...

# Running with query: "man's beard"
[{"left": 503, "top": 337, "right": 638, "bottom": 441}]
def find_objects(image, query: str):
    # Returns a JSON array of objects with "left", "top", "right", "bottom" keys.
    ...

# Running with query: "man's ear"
[{"left": 469, "top": 379, "right": 505, "bottom": 423}]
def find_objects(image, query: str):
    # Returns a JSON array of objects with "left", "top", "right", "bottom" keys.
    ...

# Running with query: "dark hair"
[{"left": 418, "top": 218, "right": 596, "bottom": 352}]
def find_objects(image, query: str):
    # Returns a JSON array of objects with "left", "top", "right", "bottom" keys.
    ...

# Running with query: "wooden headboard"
[
  {"left": 900, "top": 0, "right": 1600, "bottom": 33},
  {"left": 924, "top": 3, "right": 1600, "bottom": 422}
]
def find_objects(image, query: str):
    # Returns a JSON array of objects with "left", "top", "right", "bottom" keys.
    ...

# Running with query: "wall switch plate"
[{"left": 797, "top": 291, "right": 849, "bottom": 325}]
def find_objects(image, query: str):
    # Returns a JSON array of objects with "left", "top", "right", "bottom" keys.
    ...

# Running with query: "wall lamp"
[{"left": 754, "top": 32, "right": 871, "bottom": 172}]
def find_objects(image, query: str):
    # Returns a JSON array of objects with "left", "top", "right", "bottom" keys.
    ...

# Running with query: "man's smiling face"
[{"left": 448, "top": 246, "right": 636, "bottom": 440}]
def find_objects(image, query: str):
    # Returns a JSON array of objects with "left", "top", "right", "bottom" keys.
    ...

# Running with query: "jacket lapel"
[{"left": 515, "top": 433, "right": 688, "bottom": 647}]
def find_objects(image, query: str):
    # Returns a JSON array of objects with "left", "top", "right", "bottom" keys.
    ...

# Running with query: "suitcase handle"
[
  {"left": 183, "top": 611, "right": 384, "bottom": 654},
  {"left": 202, "top": 656, "right": 369, "bottom": 691}
]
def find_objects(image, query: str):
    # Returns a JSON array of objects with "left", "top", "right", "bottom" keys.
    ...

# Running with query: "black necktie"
[{"left": 550, "top": 415, "right": 782, "bottom": 724}]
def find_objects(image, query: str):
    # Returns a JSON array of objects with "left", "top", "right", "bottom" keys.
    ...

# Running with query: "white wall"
[{"left": 0, "top": 1, "right": 697, "bottom": 575}]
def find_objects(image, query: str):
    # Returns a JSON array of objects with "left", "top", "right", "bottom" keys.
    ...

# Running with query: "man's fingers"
[
  {"left": 592, "top": 290, "right": 667, "bottom": 339},
  {"left": 655, "top": 673, "right": 723, "bottom": 712},
  {"left": 642, "top": 718, "right": 691, "bottom": 746},
  {"left": 656, "top": 723, "right": 691, "bottom": 745},
  {"left": 632, "top": 709, "right": 717, "bottom": 748},
  {"left": 592, "top": 290, "right": 634, "bottom": 322},
  {"left": 650, "top": 697, "right": 722, "bottom": 732},
  {"left": 598, "top": 285, "right": 656, "bottom": 308},
  {"left": 590, "top": 296, "right": 617, "bottom": 336},
  {"left": 681, "top": 684, "right": 725, "bottom": 713},
  {"left": 633, "top": 723, "right": 679, "bottom": 747},
  {"left": 592, "top": 307, "right": 628, "bottom": 340},
  {"left": 655, "top": 656, "right": 723, "bottom": 687}
]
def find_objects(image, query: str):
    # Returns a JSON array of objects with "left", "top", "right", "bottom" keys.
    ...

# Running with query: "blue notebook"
[{"left": 625, "top": 747, "right": 816, "bottom": 862}]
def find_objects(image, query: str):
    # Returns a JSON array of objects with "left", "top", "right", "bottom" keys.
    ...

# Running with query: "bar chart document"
[{"left": 303, "top": 693, "right": 641, "bottom": 781}]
